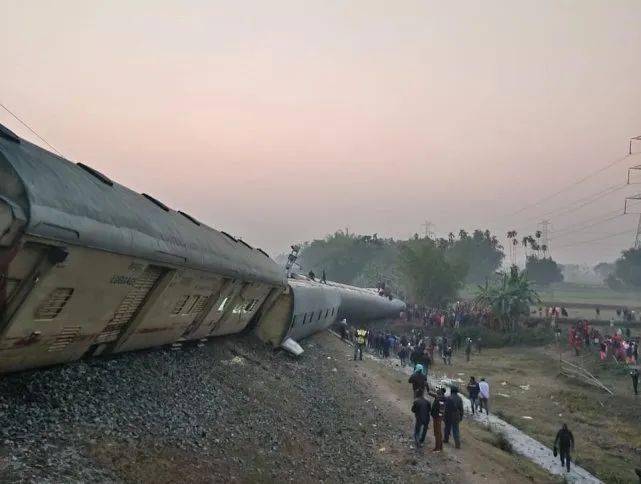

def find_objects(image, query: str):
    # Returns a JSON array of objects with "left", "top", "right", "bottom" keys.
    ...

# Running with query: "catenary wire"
[{"left": 0, "top": 101, "right": 65, "bottom": 157}]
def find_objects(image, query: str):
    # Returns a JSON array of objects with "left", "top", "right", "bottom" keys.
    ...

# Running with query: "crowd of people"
[{"left": 402, "top": 301, "right": 491, "bottom": 329}]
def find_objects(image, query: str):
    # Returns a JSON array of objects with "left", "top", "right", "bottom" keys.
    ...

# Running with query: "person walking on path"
[
  {"left": 554, "top": 423, "right": 575, "bottom": 473},
  {"left": 466, "top": 376, "right": 480, "bottom": 415},
  {"left": 431, "top": 388, "right": 446, "bottom": 452},
  {"left": 465, "top": 338, "right": 472, "bottom": 362},
  {"left": 443, "top": 387, "right": 464, "bottom": 448},
  {"left": 353, "top": 327, "right": 367, "bottom": 361},
  {"left": 478, "top": 378, "right": 490, "bottom": 415},
  {"left": 631, "top": 367, "right": 639, "bottom": 395},
  {"left": 409, "top": 364, "right": 428, "bottom": 398},
  {"left": 411, "top": 392, "right": 431, "bottom": 448}
]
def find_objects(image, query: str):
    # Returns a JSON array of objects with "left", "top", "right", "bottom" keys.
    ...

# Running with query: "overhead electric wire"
[
  {"left": 549, "top": 211, "right": 624, "bottom": 240},
  {"left": 503, "top": 153, "right": 632, "bottom": 218},
  {"left": 0, "top": 102, "right": 65, "bottom": 157},
  {"left": 553, "top": 228, "right": 633, "bottom": 250},
  {"left": 522, "top": 182, "right": 627, "bottom": 222}
]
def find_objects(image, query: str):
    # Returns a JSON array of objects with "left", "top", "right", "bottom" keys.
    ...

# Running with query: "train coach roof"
[{"left": 0, "top": 125, "right": 285, "bottom": 286}]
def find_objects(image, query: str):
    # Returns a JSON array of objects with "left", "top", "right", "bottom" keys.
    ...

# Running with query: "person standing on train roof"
[
  {"left": 321, "top": 270, "right": 327, "bottom": 284},
  {"left": 354, "top": 327, "right": 367, "bottom": 361}
]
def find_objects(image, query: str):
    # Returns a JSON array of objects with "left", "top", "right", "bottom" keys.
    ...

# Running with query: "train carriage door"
[
  {"left": 0, "top": 243, "right": 68, "bottom": 338},
  {"left": 207, "top": 279, "right": 244, "bottom": 335},
  {"left": 92, "top": 264, "right": 165, "bottom": 351}
]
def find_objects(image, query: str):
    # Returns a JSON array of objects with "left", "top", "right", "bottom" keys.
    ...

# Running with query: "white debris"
[
  {"left": 221, "top": 356, "right": 246, "bottom": 366},
  {"left": 519, "top": 385, "right": 530, "bottom": 391},
  {"left": 497, "top": 392, "right": 511, "bottom": 398},
  {"left": 522, "top": 416, "right": 533, "bottom": 420}
]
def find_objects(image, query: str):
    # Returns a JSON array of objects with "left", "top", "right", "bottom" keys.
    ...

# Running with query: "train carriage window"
[
  {"left": 34, "top": 288, "right": 74, "bottom": 320},
  {"left": 190, "top": 295, "right": 210, "bottom": 314},
  {"left": 185, "top": 295, "right": 202, "bottom": 314},
  {"left": 217, "top": 297, "right": 229, "bottom": 312},
  {"left": 172, "top": 295, "right": 190, "bottom": 315},
  {"left": 317, "top": 311, "right": 322, "bottom": 321},
  {"left": 292, "top": 315, "right": 297, "bottom": 326},
  {"left": 232, "top": 302, "right": 245, "bottom": 314},
  {"left": 302, "top": 313, "right": 307, "bottom": 325},
  {"left": 331, "top": 308, "right": 335, "bottom": 316},
  {"left": 325, "top": 309, "right": 329, "bottom": 318},
  {"left": 245, "top": 299, "right": 258, "bottom": 312}
]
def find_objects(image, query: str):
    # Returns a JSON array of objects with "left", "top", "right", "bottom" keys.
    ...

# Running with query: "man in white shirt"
[{"left": 478, "top": 378, "right": 490, "bottom": 415}]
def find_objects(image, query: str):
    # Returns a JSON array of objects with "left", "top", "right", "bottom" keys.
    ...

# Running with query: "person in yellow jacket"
[{"left": 354, "top": 327, "right": 367, "bottom": 361}]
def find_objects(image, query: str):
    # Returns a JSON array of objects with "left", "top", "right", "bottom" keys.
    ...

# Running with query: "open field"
[{"left": 430, "top": 342, "right": 641, "bottom": 483}]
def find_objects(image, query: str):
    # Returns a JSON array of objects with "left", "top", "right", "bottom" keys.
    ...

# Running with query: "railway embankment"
[{"left": 0, "top": 333, "right": 458, "bottom": 483}]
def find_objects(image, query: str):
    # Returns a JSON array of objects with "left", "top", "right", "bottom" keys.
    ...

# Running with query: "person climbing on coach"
[
  {"left": 411, "top": 391, "right": 431, "bottom": 448},
  {"left": 409, "top": 364, "right": 428, "bottom": 398},
  {"left": 443, "top": 387, "right": 464, "bottom": 449},
  {"left": 353, "top": 327, "right": 367, "bottom": 361},
  {"left": 554, "top": 423, "right": 575, "bottom": 473}
]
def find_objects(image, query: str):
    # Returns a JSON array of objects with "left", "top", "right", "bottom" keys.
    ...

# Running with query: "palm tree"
[{"left": 475, "top": 269, "right": 540, "bottom": 332}]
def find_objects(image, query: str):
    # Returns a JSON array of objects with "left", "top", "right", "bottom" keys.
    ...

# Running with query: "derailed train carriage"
[{"left": 0, "top": 122, "right": 404, "bottom": 374}]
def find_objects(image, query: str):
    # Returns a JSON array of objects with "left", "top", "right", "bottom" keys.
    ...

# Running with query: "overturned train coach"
[{"left": 0, "top": 123, "right": 405, "bottom": 373}]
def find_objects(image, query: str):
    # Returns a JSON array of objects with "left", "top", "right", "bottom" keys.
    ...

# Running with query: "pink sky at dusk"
[{"left": 2, "top": 0, "right": 641, "bottom": 265}]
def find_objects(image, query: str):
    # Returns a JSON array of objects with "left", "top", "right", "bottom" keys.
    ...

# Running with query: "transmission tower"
[
  {"left": 630, "top": 135, "right": 641, "bottom": 155},
  {"left": 624, "top": 194, "right": 641, "bottom": 249},
  {"left": 422, "top": 220, "right": 435, "bottom": 238},
  {"left": 538, "top": 219, "right": 551, "bottom": 256}
]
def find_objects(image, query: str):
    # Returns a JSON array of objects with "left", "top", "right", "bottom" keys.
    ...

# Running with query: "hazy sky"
[{"left": 2, "top": 0, "right": 641, "bottom": 265}]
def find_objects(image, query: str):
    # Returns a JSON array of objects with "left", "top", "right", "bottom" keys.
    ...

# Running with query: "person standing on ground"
[
  {"left": 431, "top": 388, "right": 446, "bottom": 452},
  {"left": 353, "top": 327, "right": 367, "bottom": 361},
  {"left": 467, "top": 376, "right": 480, "bottom": 415},
  {"left": 631, "top": 367, "right": 639, "bottom": 395},
  {"left": 465, "top": 338, "right": 472, "bottom": 362},
  {"left": 443, "top": 387, "right": 464, "bottom": 448},
  {"left": 409, "top": 364, "right": 428, "bottom": 398},
  {"left": 477, "top": 336, "right": 483, "bottom": 354},
  {"left": 411, "top": 391, "right": 431, "bottom": 448},
  {"left": 554, "top": 423, "right": 575, "bottom": 473},
  {"left": 478, "top": 378, "right": 490, "bottom": 415}
]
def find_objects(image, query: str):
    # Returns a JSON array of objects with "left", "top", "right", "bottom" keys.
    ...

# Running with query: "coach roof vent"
[
  {"left": 221, "top": 231, "right": 237, "bottom": 242},
  {"left": 142, "top": 193, "right": 170, "bottom": 212},
  {"left": 77, "top": 162, "right": 114, "bottom": 186},
  {"left": 178, "top": 211, "right": 201, "bottom": 226},
  {"left": 0, "top": 123, "right": 20, "bottom": 143},
  {"left": 238, "top": 239, "right": 253, "bottom": 250}
]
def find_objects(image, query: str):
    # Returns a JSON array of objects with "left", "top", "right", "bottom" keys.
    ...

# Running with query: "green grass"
[{"left": 461, "top": 282, "right": 641, "bottom": 308}]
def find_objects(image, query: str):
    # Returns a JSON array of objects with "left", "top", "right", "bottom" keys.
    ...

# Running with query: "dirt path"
[
  {"left": 321, "top": 332, "right": 561, "bottom": 483},
  {"left": 370, "top": 350, "right": 601, "bottom": 483}
]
